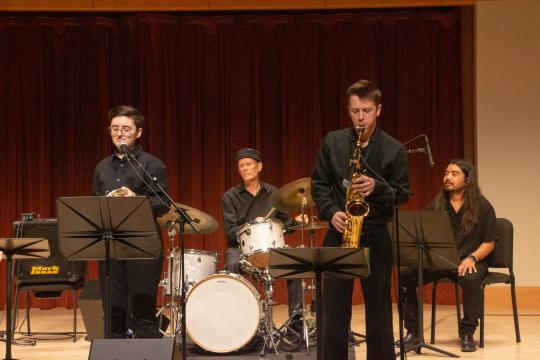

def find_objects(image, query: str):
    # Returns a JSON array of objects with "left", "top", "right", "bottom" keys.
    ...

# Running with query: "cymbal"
[
  {"left": 291, "top": 220, "right": 328, "bottom": 231},
  {"left": 272, "top": 177, "right": 314, "bottom": 213},
  {"left": 158, "top": 203, "right": 219, "bottom": 235}
]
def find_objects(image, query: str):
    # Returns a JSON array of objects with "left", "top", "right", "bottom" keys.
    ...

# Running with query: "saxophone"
[{"left": 342, "top": 125, "right": 370, "bottom": 248}]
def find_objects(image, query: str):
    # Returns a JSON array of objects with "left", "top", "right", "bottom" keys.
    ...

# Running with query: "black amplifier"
[{"left": 13, "top": 218, "right": 86, "bottom": 284}]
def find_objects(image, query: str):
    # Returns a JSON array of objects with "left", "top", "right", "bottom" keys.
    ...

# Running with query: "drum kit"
[{"left": 156, "top": 178, "right": 328, "bottom": 356}]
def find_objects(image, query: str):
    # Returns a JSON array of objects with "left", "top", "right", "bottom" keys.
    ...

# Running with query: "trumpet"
[{"left": 106, "top": 187, "right": 129, "bottom": 197}]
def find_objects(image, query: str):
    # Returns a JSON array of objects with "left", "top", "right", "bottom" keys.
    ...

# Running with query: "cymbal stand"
[
  {"left": 296, "top": 196, "right": 311, "bottom": 353},
  {"left": 278, "top": 201, "right": 318, "bottom": 354},
  {"left": 157, "top": 222, "right": 181, "bottom": 340},
  {"left": 302, "top": 221, "right": 319, "bottom": 353}
]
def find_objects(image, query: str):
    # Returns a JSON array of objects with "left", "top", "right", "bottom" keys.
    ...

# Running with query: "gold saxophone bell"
[
  {"left": 342, "top": 125, "right": 370, "bottom": 248},
  {"left": 106, "top": 188, "right": 129, "bottom": 197}
]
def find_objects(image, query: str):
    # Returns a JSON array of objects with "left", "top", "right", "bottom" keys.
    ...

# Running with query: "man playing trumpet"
[{"left": 93, "top": 105, "right": 170, "bottom": 339}]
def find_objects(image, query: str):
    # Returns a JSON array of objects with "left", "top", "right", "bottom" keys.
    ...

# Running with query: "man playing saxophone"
[{"left": 311, "top": 80, "right": 410, "bottom": 360}]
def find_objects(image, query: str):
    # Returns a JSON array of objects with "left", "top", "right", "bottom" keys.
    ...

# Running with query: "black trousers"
[
  {"left": 99, "top": 258, "right": 162, "bottom": 339},
  {"left": 322, "top": 227, "right": 395, "bottom": 360},
  {"left": 400, "top": 262, "right": 487, "bottom": 336}
]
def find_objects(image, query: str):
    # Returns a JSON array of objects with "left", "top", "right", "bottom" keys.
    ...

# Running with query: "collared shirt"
[
  {"left": 222, "top": 182, "right": 296, "bottom": 247},
  {"left": 431, "top": 196, "right": 497, "bottom": 260},
  {"left": 311, "top": 126, "right": 410, "bottom": 233},
  {"left": 92, "top": 144, "right": 170, "bottom": 217}
]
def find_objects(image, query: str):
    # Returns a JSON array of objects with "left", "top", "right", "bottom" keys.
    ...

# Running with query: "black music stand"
[
  {"left": 0, "top": 238, "right": 50, "bottom": 360},
  {"left": 269, "top": 247, "right": 370, "bottom": 360},
  {"left": 393, "top": 210, "right": 460, "bottom": 358},
  {"left": 56, "top": 196, "right": 161, "bottom": 339}
]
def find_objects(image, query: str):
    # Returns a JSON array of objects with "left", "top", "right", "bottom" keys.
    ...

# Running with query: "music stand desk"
[
  {"left": 269, "top": 247, "right": 370, "bottom": 360},
  {"left": 393, "top": 211, "right": 460, "bottom": 358},
  {"left": 57, "top": 196, "right": 161, "bottom": 339},
  {"left": 0, "top": 238, "right": 49, "bottom": 360}
]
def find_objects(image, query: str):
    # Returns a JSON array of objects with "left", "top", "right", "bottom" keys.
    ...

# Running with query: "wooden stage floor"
[{"left": 0, "top": 304, "right": 537, "bottom": 359}]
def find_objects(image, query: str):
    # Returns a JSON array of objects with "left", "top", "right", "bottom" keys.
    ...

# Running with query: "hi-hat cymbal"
[
  {"left": 158, "top": 203, "right": 219, "bottom": 234},
  {"left": 272, "top": 177, "right": 314, "bottom": 213},
  {"left": 291, "top": 220, "right": 328, "bottom": 231}
]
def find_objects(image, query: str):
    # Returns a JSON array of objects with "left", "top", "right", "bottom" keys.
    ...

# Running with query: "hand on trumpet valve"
[{"left": 106, "top": 186, "right": 136, "bottom": 197}]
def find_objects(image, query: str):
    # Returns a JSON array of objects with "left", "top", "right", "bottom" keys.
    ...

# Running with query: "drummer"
[{"left": 221, "top": 147, "right": 303, "bottom": 318}]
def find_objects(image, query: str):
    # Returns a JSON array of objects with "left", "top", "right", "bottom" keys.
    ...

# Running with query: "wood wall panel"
[
  {"left": 208, "top": 0, "right": 326, "bottom": 11},
  {"left": 0, "top": 0, "right": 477, "bottom": 12}
]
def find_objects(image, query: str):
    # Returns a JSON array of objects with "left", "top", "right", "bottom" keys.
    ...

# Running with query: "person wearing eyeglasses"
[{"left": 92, "top": 105, "right": 170, "bottom": 339}]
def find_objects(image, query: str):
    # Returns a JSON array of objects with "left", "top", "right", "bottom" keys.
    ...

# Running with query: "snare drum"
[
  {"left": 186, "top": 272, "right": 262, "bottom": 353},
  {"left": 237, "top": 218, "right": 285, "bottom": 267},
  {"left": 164, "top": 249, "right": 218, "bottom": 297}
]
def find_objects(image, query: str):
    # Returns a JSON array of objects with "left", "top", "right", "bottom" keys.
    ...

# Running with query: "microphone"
[
  {"left": 423, "top": 135, "right": 435, "bottom": 167},
  {"left": 118, "top": 142, "right": 130, "bottom": 155}
]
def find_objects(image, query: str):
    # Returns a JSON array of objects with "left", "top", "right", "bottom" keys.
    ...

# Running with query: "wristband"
[{"left": 467, "top": 254, "right": 477, "bottom": 263}]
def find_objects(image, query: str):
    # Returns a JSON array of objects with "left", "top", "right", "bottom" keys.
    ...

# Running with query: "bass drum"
[{"left": 186, "top": 272, "right": 261, "bottom": 353}]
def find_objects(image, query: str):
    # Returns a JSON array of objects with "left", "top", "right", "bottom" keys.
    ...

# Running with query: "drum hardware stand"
[
  {"left": 156, "top": 222, "right": 180, "bottom": 340},
  {"left": 239, "top": 257, "right": 281, "bottom": 356},
  {"left": 349, "top": 330, "right": 366, "bottom": 346},
  {"left": 173, "top": 216, "right": 191, "bottom": 359},
  {"left": 296, "top": 194, "right": 313, "bottom": 354},
  {"left": 278, "top": 280, "right": 317, "bottom": 354},
  {"left": 280, "top": 212, "right": 323, "bottom": 355},
  {"left": 259, "top": 269, "right": 281, "bottom": 357}
]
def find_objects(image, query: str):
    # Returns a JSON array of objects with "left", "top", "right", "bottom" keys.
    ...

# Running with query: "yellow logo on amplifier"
[{"left": 30, "top": 266, "right": 60, "bottom": 275}]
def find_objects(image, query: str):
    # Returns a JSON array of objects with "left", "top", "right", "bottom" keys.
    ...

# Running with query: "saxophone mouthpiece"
[{"left": 354, "top": 125, "right": 365, "bottom": 136}]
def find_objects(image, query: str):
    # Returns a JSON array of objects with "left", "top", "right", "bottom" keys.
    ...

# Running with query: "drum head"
[{"left": 186, "top": 273, "right": 261, "bottom": 353}]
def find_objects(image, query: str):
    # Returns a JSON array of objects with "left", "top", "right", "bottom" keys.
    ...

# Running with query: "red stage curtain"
[{"left": 0, "top": 8, "right": 462, "bottom": 309}]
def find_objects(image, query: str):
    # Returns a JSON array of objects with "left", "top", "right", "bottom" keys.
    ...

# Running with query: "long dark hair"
[{"left": 432, "top": 159, "right": 481, "bottom": 234}]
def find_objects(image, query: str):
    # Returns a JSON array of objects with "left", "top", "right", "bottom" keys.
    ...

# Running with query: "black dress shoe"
[
  {"left": 399, "top": 332, "right": 420, "bottom": 348},
  {"left": 460, "top": 333, "right": 477, "bottom": 352}
]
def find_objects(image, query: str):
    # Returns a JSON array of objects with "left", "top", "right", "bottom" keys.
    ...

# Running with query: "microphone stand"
[
  {"left": 385, "top": 182, "right": 413, "bottom": 360},
  {"left": 124, "top": 150, "right": 199, "bottom": 360},
  {"left": 358, "top": 159, "right": 412, "bottom": 360},
  {"left": 403, "top": 134, "right": 435, "bottom": 167}
]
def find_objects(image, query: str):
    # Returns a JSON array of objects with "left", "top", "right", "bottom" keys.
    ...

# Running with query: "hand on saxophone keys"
[
  {"left": 351, "top": 174, "right": 375, "bottom": 197},
  {"left": 331, "top": 211, "right": 348, "bottom": 233}
]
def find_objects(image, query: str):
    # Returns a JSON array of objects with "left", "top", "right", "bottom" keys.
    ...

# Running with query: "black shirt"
[
  {"left": 92, "top": 144, "right": 170, "bottom": 217},
  {"left": 429, "top": 196, "right": 497, "bottom": 260},
  {"left": 311, "top": 126, "right": 410, "bottom": 233},
  {"left": 221, "top": 182, "right": 296, "bottom": 247}
]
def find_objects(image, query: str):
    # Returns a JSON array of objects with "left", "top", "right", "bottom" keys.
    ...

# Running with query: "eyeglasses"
[{"left": 108, "top": 126, "right": 136, "bottom": 135}]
